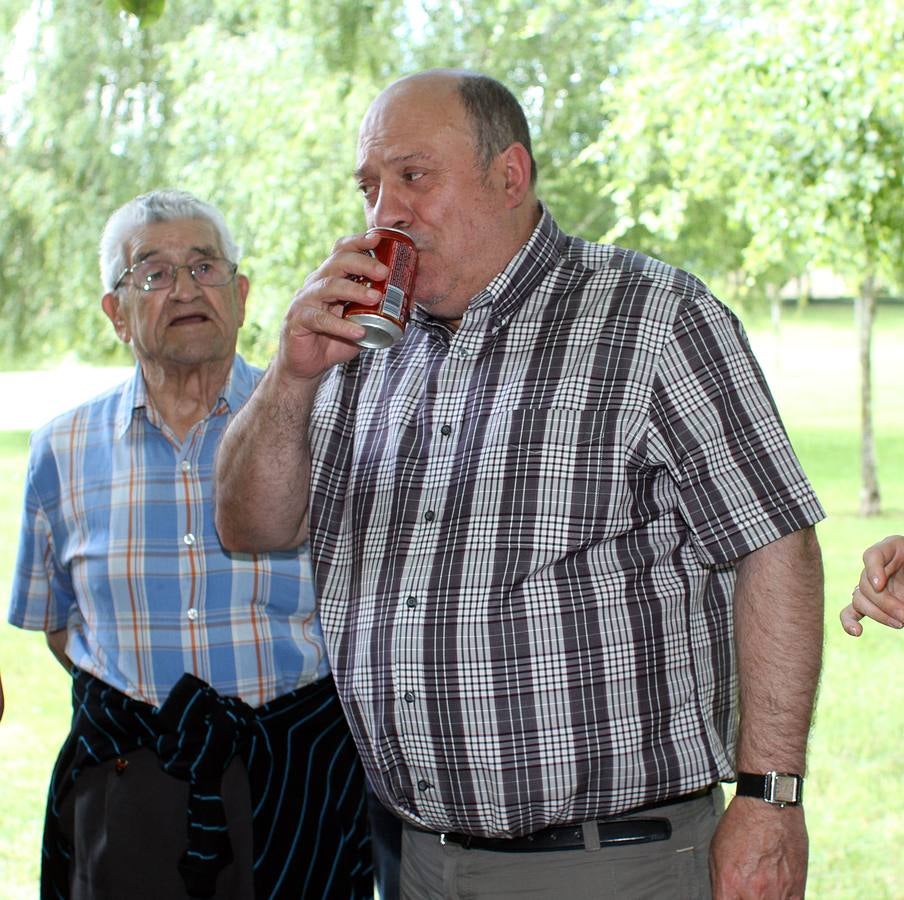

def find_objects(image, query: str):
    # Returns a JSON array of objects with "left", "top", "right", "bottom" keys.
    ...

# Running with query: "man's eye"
[
  {"left": 195, "top": 261, "right": 213, "bottom": 274},
  {"left": 403, "top": 171, "right": 424, "bottom": 183},
  {"left": 142, "top": 266, "right": 167, "bottom": 282}
]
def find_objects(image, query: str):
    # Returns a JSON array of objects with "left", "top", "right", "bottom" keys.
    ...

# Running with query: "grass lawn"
[{"left": 1, "top": 304, "right": 902, "bottom": 898}]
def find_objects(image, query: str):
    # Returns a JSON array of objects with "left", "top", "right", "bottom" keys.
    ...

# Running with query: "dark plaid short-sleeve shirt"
[{"left": 309, "top": 208, "right": 824, "bottom": 837}]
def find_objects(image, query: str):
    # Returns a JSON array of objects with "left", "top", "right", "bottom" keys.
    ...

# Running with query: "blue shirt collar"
[{"left": 114, "top": 354, "right": 253, "bottom": 439}]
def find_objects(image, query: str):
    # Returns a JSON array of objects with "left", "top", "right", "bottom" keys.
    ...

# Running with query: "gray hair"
[
  {"left": 99, "top": 190, "right": 240, "bottom": 292},
  {"left": 456, "top": 74, "right": 537, "bottom": 186}
]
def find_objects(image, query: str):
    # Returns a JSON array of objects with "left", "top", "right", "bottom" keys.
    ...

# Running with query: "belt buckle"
[{"left": 439, "top": 832, "right": 471, "bottom": 849}]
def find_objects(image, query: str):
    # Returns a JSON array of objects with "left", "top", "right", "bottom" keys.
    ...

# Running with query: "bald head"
[{"left": 363, "top": 69, "right": 537, "bottom": 186}]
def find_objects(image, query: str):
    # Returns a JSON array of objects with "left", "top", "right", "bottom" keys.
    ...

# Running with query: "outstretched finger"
[{"left": 839, "top": 601, "right": 864, "bottom": 637}]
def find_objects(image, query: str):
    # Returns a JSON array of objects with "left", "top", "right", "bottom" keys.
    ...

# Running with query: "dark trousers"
[
  {"left": 63, "top": 750, "right": 255, "bottom": 900},
  {"left": 43, "top": 671, "right": 373, "bottom": 899}
]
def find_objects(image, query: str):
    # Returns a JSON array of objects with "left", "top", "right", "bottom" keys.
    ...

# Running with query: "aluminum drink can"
[{"left": 343, "top": 227, "right": 419, "bottom": 349}]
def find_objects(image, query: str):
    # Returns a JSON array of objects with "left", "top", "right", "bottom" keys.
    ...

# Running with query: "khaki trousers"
[{"left": 401, "top": 788, "right": 723, "bottom": 900}]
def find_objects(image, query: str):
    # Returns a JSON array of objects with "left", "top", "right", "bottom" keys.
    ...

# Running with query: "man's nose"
[
  {"left": 371, "top": 184, "right": 412, "bottom": 231},
  {"left": 169, "top": 265, "right": 200, "bottom": 299}
]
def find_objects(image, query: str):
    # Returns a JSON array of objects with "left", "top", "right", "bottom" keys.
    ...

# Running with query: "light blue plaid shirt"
[{"left": 8, "top": 355, "right": 329, "bottom": 707}]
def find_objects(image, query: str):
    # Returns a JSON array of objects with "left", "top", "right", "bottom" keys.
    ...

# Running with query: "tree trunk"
[{"left": 857, "top": 276, "right": 881, "bottom": 516}]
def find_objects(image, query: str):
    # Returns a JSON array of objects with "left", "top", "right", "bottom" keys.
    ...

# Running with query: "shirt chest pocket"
[{"left": 473, "top": 407, "right": 628, "bottom": 548}]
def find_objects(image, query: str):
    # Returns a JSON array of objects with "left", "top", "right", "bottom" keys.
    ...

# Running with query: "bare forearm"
[
  {"left": 46, "top": 628, "right": 72, "bottom": 672},
  {"left": 709, "top": 528, "right": 822, "bottom": 898},
  {"left": 734, "top": 527, "right": 824, "bottom": 772},
  {"left": 215, "top": 364, "right": 320, "bottom": 552}
]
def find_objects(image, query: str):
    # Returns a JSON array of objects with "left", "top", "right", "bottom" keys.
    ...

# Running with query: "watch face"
[{"left": 769, "top": 774, "right": 802, "bottom": 804}]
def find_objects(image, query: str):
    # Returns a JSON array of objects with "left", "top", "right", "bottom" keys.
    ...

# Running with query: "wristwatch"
[{"left": 735, "top": 771, "right": 804, "bottom": 807}]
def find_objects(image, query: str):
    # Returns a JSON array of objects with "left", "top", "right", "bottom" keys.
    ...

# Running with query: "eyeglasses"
[{"left": 114, "top": 257, "right": 238, "bottom": 293}]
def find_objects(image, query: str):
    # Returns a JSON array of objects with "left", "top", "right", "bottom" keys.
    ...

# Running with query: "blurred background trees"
[
  {"left": 2, "top": 0, "right": 902, "bottom": 510},
  {"left": 3, "top": 0, "right": 901, "bottom": 359}
]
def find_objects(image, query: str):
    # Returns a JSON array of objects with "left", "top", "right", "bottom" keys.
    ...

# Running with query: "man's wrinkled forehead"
[
  {"left": 125, "top": 218, "right": 222, "bottom": 263},
  {"left": 357, "top": 83, "right": 409, "bottom": 147}
]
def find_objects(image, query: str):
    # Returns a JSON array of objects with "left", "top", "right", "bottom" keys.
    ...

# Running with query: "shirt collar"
[
  {"left": 410, "top": 203, "right": 566, "bottom": 335},
  {"left": 481, "top": 202, "right": 565, "bottom": 326},
  {"left": 113, "top": 355, "right": 251, "bottom": 439}
]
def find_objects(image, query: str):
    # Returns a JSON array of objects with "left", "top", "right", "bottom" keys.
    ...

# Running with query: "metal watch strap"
[{"left": 736, "top": 771, "right": 804, "bottom": 806}]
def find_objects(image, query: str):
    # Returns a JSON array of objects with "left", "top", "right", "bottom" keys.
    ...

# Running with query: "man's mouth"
[{"left": 169, "top": 313, "right": 210, "bottom": 327}]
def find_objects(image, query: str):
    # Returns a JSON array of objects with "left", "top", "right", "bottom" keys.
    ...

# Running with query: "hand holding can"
[{"left": 342, "top": 228, "right": 419, "bottom": 349}]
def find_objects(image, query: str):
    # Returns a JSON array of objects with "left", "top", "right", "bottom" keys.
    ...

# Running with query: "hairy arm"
[
  {"left": 215, "top": 365, "right": 320, "bottom": 551},
  {"left": 215, "top": 232, "right": 386, "bottom": 552},
  {"left": 710, "top": 526, "right": 824, "bottom": 899}
]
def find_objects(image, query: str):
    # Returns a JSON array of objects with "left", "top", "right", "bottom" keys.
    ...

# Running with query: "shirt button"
[
  {"left": 417, "top": 780, "right": 432, "bottom": 792},
  {"left": 187, "top": 607, "right": 199, "bottom": 621},
  {"left": 406, "top": 596, "right": 418, "bottom": 608},
  {"left": 180, "top": 460, "right": 192, "bottom": 473},
  {"left": 440, "top": 424, "right": 452, "bottom": 436},
  {"left": 403, "top": 691, "right": 415, "bottom": 703},
  {"left": 423, "top": 510, "right": 435, "bottom": 522},
  {"left": 183, "top": 533, "right": 196, "bottom": 546}
]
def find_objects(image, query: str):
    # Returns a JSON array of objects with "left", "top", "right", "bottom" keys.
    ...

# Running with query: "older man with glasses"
[{"left": 7, "top": 190, "right": 373, "bottom": 900}]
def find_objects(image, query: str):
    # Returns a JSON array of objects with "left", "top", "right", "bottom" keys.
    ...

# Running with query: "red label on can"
[{"left": 343, "top": 228, "right": 419, "bottom": 348}]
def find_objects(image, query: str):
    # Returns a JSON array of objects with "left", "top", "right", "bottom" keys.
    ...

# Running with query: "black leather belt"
[
  {"left": 439, "top": 818, "right": 671, "bottom": 852},
  {"left": 427, "top": 786, "right": 713, "bottom": 853}
]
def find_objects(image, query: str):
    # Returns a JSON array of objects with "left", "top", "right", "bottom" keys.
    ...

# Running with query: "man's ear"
[
  {"left": 235, "top": 274, "right": 250, "bottom": 328},
  {"left": 102, "top": 292, "right": 131, "bottom": 343},
  {"left": 498, "top": 141, "right": 534, "bottom": 208}
]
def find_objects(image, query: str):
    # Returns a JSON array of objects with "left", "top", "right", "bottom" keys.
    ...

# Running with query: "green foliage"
[
  {"left": 118, "top": 0, "right": 166, "bottom": 25},
  {"left": 586, "top": 0, "right": 904, "bottom": 304},
  {"left": 1, "top": 0, "right": 902, "bottom": 362},
  {"left": 1, "top": 4, "right": 175, "bottom": 364}
]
